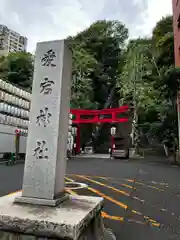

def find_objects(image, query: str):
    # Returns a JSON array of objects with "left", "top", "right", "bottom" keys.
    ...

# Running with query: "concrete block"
[{"left": 0, "top": 192, "right": 106, "bottom": 240}]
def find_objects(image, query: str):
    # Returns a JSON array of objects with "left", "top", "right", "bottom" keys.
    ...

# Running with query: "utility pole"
[
  {"left": 131, "top": 45, "right": 136, "bottom": 147},
  {"left": 131, "top": 46, "right": 144, "bottom": 154},
  {"left": 131, "top": 47, "right": 138, "bottom": 152},
  {"left": 177, "top": 91, "right": 180, "bottom": 153}
]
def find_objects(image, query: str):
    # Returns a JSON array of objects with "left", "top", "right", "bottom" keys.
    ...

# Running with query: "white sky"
[{"left": 0, "top": 0, "right": 172, "bottom": 52}]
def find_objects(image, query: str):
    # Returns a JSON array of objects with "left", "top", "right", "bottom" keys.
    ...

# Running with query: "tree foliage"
[
  {"left": 69, "top": 20, "right": 128, "bottom": 109},
  {"left": 152, "top": 15, "right": 173, "bottom": 45},
  {"left": 119, "top": 15, "right": 178, "bottom": 155},
  {"left": 70, "top": 47, "right": 98, "bottom": 109},
  {"left": 0, "top": 52, "right": 34, "bottom": 90},
  {"left": 68, "top": 20, "right": 128, "bottom": 151}
]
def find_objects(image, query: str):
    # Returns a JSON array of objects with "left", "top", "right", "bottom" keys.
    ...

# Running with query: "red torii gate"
[{"left": 70, "top": 105, "right": 129, "bottom": 153}]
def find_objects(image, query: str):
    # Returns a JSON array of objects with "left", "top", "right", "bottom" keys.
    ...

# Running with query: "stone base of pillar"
[
  {"left": 14, "top": 192, "right": 69, "bottom": 207},
  {"left": 0, "top": 192, "right": 113, "bottom": 240}
]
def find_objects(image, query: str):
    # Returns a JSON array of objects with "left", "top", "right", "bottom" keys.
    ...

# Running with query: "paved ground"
[{"left": 1, "top": 156, "right": 180, "bottom": 239}]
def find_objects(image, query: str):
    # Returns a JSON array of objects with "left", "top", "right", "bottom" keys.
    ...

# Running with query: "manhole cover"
[{"left": 65, "top": 182, "right": 88, "bottom": 190}]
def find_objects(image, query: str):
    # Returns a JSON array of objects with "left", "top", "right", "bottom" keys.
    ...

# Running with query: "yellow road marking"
[
  {"left": 87, "top": 186, "right": 159, "bottom": 225},
  {"left": 69, "top": 175, "right": 135, "bottom": 190},
  {"left": 66, "top": 184, "right": 124, "bottom": 222},
  {"left": 148, "top": 219, "right": 157, "bottom": 223},
  {"left": 66, "top": 189, "right": 78, "bottom": 195},
  {"left": 125, "top": 179, "right": 164, "bottom": 192},
  {"left": 67, "top": 175, "right": 161, "bottom": 227},
  {"left": 65, "top": 177, "right": 75, "bottom": 182},
  {"left": 147, "top": 185, "right": 164, "bottom": 192},
  {"left": 132, "top": 210, "right": 142, "bottom": 216},
  {"left": 101, "top": 211, "right": 124, "bottom": 221},
  {"left": 76, "top": 175, "right": 130, "bottom": 197},
  {"left": 124, "top": 178, "right": 180, "bottom": 219},
  {"left": 128, "top": 219, "right": 145, "bottom": 225},
  {"left": 8, "top": 190, "right": 21, "bottom": 196},
  {"left": 87, "top": 186, "right": 128, "bottom": 209},
  {"left": 92, "top": 176, "right": 136, "bottom": 190},
  {"left": 99, "top": 177, "right": 109, "bottom": 180},
  {"left": 126, "top": 179, "right": 134, "bottom": 183},
  {"left": 75, "top": 175, "right": 145, "bottom": 203},
  {"left": 67, "top": 174, "right": 109, "bottom": 179},
  {"left": 151, "top": 223, "right": 161, "bottom": 227},
  {"left": 73, "top": 175, "right": 162, "bottom": 195},
  {"left": 69, "top": 176, "right": 159, "bottom": 224},
  {"left": 122, "top": 184, "right": 135, "bottom": 189},
  {"left": 66, "top": 177, "right": 128, "bottom": 209}
]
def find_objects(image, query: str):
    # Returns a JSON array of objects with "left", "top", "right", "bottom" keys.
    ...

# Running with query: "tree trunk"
[
  {"left": 173, "top": 150, "right": 177, "bottom": 164},
  {"left": 94, "top": 85, "right": 116, "bottom": 140},
  {"left": 163, "top": 144, "right": 169, "bottom": 156}
]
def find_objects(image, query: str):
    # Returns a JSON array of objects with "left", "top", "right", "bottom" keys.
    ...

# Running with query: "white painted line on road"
[{"left": 65, "top": 182, "right": 88, "bottom": 190}]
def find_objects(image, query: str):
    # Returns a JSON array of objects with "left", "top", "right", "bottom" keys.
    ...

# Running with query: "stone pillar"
[{"left": 15, "top": 40, "right": 72, "bottom": 206}]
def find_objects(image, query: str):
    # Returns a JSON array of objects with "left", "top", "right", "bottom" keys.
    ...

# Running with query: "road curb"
[
  {"left": 104, "top": 228, "right": 116, "bottom": 240},
  {"left": 0, "top": 160, "right": 25, "bottom": 165},
  {"left": 69, "top": 157, "right": 111, "bottom": 161}
]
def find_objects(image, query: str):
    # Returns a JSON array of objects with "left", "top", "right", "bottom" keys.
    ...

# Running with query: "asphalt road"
[{"left": 1, "top": 156, "right": 180, "bottom": 239}]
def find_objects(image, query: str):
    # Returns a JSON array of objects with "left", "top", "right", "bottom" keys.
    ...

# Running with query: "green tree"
[
  {"left": 120, "top": 15, "right": 178, "bottom": 161},
  {"left": 70, "top": 47, "right": 99, "bottom": 109},
  {"left": 151, "top": 16, "right": 178, "bottom": 156},
  {"left": 152, "top": 15, "right": 173, "bottom": 45},
  {"left": 68, "top": 20, "right": 128, "bottom": 152},
  {"left": 119, "top": 39, "right": 158, "bottom": 152},
  {"left": 69, "top": 20, "right": 128, "bottom": 109},
  {"left": 0, "top": 52, "right": 34, "bottom": 90}
]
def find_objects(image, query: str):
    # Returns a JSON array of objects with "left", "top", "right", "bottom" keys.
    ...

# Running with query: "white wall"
[
  {"left": 19, "top": 135, "right": 27, "bottom": 153},
  {"left": 0, "top": 124, "right": 27, "bottom": 153}
]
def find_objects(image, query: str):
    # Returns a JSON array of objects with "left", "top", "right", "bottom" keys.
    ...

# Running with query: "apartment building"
[
  {"left": 172, "top": 0, "right": 180, "bottom": 66},
  {"left": 0, "top": 25, "right": 27, "bottom": 53}
]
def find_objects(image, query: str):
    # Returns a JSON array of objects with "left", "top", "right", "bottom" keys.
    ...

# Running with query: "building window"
[{"left": 19, "top": 36, "right": 25, "bottom": 45}]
